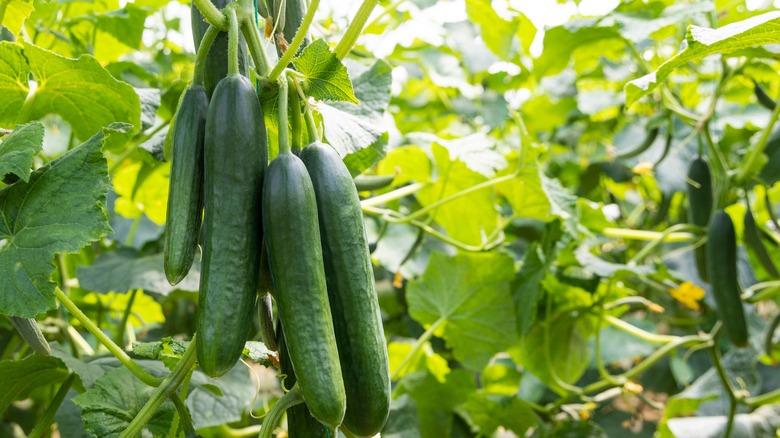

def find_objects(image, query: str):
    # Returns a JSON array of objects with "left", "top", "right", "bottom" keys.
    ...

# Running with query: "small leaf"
[
  {"left": 243, "top": 341, "right": 277, "bottom": 367},
  {"left": 0, "top": 355, "right": 69, "bottom": 412},
  {"left": 0, "top": 42, "right": 30, "bottom": 127},
  {"left": 626, "top": 11, "right": 780, "bottom": 106},
  {"left": 0, "top": 121, "right": 44, "bottom": 182},
  {"left": 187, "top": 366, "right": 256, "bottom": 430},
  {"left": 73, "top": 367, "right": 175, "bottom": 438},
  {"left": 2, "top": 0, "right": 34, "bottom": 35},
  {"left": 465, "top": 0, "right": 517, "bottom": 59},
  {"left": 0, "top": 124, "right": 127, "bottom": 318},
  {"left": 293, "top": 39, "right": 358, "bottom": 104},
  {"left": 395, "top": 369, "right": 476, "bottom": 438},
  {"left": 406, "top": 252, "right": 516, "bottom": 371}
]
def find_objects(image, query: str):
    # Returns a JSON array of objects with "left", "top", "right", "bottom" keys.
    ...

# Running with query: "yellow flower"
[
  {"left": 670, "top": 281, "right": 705, "bottom": 311},
  {"left": 632, "top": 162, "right": 654, "bottom": 175}
]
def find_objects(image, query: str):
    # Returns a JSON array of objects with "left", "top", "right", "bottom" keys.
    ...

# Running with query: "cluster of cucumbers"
[{"left": 163, "top": 1, "right": 390, "bottom": 436}]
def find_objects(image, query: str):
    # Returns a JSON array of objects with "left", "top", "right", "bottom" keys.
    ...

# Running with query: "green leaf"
[
  {"left": 0, "top": 42, "right": 30, "bottom": 127},
  {"left": 243, "top": 341, "right": 276, "bottom": 367},
  {"left": 0, "top": 121, "right": 43, "bottom": 182},
  {"left": 381, "top": 395, "right": 422, "bottom": 438},
  {"left": 2, "top": 0, "right": 34, "bottom": 34},
  {"left": 320, "top": 59, "right": 392, "bottom": 158},
  {"left": 533, "top": 20, "right": 622, "bottom": 78},
  {"left": 187, "top": 366, "right": 256, "bottom": 430},
  {"left": 461, "top": 393, "right": 539, "bottom": 436},
  {"left": 626, "top": 11, "right": 780, "bottom": 106},
  {"left": 94, "top": 4, "right": 150, "bottom": 50},
  {"left": 72, "top": 366, "right": 175, "bottom": 438},
  {"left": 396, "top": 369, "right": 476, "bottom": 438},
  {"left": 293, "top": 39, "right": 358, "bottom": 104},
  {"left": 0, "top": 124, "right": 126, "bottom": 318},
  {"left": 465, "top": 0, "right": 516, "bottom": 59},
  {"left": 0, "top": 355, "right": 69, "bottom": 412},
  {"left": 77, "top": 248, "right": 200, "bottom": 295},
  {"left": 19, "top": 42, "right": 141, "bottom": 140},
  {"left": 406, "top": 252, "right": 517, "bottom": 371},
  {"left": 575, "top": 240, "right": 655, "bottom": 277},
  {"left": 513, "top": 220, "right": 563, "bottom": 335}
]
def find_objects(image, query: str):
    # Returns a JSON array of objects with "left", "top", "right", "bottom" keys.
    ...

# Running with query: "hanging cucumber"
[
  {"left": 753, "top": 80, "right": 777, "bottom": 111},
  {"left": 300, "top": 141, "right": 391, "bottom": 437},
  {"left": 707, "top": 211, "right": 749, "bottom": 348},
  {"left": 196, "top": 10, "right": 268, "bottom": 378},
  {"left": 262, "top": 80, "right": 345, "bottom": 428},
  {"left": 744, "top": 202, "right": 780, "bottom": 278},
  {"left": 353, "top": 173, "right": 396, "bottom": 192},
  {"left": 164, "top": 84, "right": 208, "bottom": 286},
  {"left": 615, "top": 127, "right": 660, "bottom": 160},
  {"left": 191, "top": 0, "right": 249, "bottom": 96},
  {"left": 10, "top": 317, "right": 51, "bottom": 356},
  {"left": 687, "top": 156, "right": 713, "bottom": 282}
]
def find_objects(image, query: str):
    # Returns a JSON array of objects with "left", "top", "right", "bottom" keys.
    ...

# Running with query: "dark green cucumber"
[
  {"left": 277, "top": 322, "right": 330, "bottom": 438},
  {"left": 258, "top": 293, "right": 277, "bottom": 352},
  {"left": 262, "top": 151, "right": 345, "bottom": 428},
  {"left": 754, "top": 80, "right": 777, "bottom": 111},
  {"left": 272, "top": 0, "right": 309, "bottom": 57},
  {"left": 164, "top": 85, "right": 208, "bottom": 286},
  {"left": 615, "top": 127, "right": 659, "bottom": 160},
  {"left": 744, "top": 203, "right": 779, "bottom": 278},
  {"left": 707, "top": 211, "right": 749, "bottom": 347},
  {"left": 196, "top": 74, "right": 267, "bottom": 378},
  {"left": 353, "top": 173, "right": 396, "bottom": 192},
  {"left": 10, "top": 317, "right": 50, "bottom": 356},
  {"left": 687, "top": 156, "right": 713, "bottom": 282},
  {"left": 300, "top": 142, "right": 390, "bottom": 437},
  {"left": 191, "top": 0, "right": 249, "bottom": 96}
]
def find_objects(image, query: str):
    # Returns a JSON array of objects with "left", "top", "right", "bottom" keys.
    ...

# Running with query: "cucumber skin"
[
  {"left": 11, "top": 317, "right": 51, "bottom": 356},
  {"left": 277, "top": 322, "right": 330, "bottom": 438},
  {"left": 191, "top": 0, "right": 249, "bottom": 97},
  {"left": 353, "top": 173, "right": 396, "bottom": 192},
  {"left": 196, "top": 75, "right": 267, "bottom": 378},
  {"left": 164, "top": 85, "right": 208, "bottom": 286},
  {"left": 687, "top": 156, "right": 713, "bottom": 282},
  {"left": 262, "top": 152, "right": 346, "bottom": 428},
  {"left": 707, "top": 211, "right": 749, "bottom": 347},
  {"left": 300, "top": 142, "right": 390, "bottom": 437}
]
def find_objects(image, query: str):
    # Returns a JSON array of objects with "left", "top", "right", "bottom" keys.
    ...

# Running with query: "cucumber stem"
[
  {"left": 193, "top": 24, "right": 219, "bottom": 85},
  {"left": 227, "top": 6, "right": 240, "bottom": 76},
  {"left": 334, "top": 0, "right": 377, "bottom": 60},
  {"left": 54, "top": 287, "right": 164, "bottom": 387},
  {"left": 278, "top": 77, "right": 291, "bottom": 155},
  {"left": 241, "top": 19, "right": 270, "bottom": 77},
  {"left": 193, "top": 0, "right": 227, "bottom": 29},
  {"left": 260, "top": 384, "right": 304, "bottom": 438},
  {"left": 27, "top": 373, "right": 75, "bottom": 438},
  {"left": 268, "top": 0, "right": 320, "bottom": 81},
  {"left": 113, "top": 288, "right": 138, "bottom": 347}
]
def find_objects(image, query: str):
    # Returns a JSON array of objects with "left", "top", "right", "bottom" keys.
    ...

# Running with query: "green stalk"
[
  {"left": 193, "top": 0, "right": 227, "bottom": 29},
  {"left": 268, "top": 0, "right": 320, "bottom": 80},
  {"left": 288, "top": 76, "right": 302, "bottom": 149},
  {"left": 300, "top": 85, "right": 321, "bottom": 141},
  {"left": 227, "top": 5, "right": 240, "bottom": 76},
  {"left": 193, "top": 24, "right": 219, "bottom": 85},
  {"left": 277, "top": 77, "right": 291, "bottom": 154},
  {"left": 120, "top": 339, "right": 198, "bottom": 438},
  {"left": 241, "top": 19, "right": 270, "bottom": 77},
  {"left": 28, "top": 373, "right": 76, "bottom": 438},
  {"left": 737, "top": 94, "right": 780, "bottom": 183},
  {"left": 333, "top": 0, "right": 377, "bottom": 59},
  {"left": 54, "top": 288, "right": 163, "bottom": 387},
  {"left": 602, "top": 227, "right": 698, "bottom": 242},
  {"left": 260, "top": 384, "right": 305, "bottom": 438},
  {"left": 709, "top": 344, "right": 739, "bottom": 437},
  {"left": 390, "top": 318, "right": 444, "bottom": 380},
  {"left": 604, "top": 315, "right": 680, "bottom": 344},
  {"left": 114, "top": 289, "right": 138, "bottom": 347},
  {"left": 360, "top": 182, "right": 426, "bottom": 207},
  {"left": 628, "top": 224, "right": 701, "bottom": 264}
]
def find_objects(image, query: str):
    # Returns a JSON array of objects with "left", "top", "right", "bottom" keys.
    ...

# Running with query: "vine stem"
[
  {"left": 604, "top": 315, "right": 679, "bottom": 344},
  {"left": 193, "top": 0, "right": 227, "bottom": 29},
  {"left": 268, "top": 0, "right": 320, "bottom": 81},
  {"left": 602, "top": 227, "right": 698, "bottom": 242},
  {"left": 241, "top": 19, "right": 270, "bottom": 77},
  {"left": 114, "top": 288, "right": 138, "bottom": 347},
  {"left": 54, "top": 288, "right": 163, "bottom": 387},
  {"left": 390, "top": 318, "right": 444, "bottom": 380},
  {"left": 120, "top": 339, "right": 198, "bottom": 438},
  {"left": 628, "top": 224, "right": 701, "bottom": 264},
  {"left": 278, "top": 77, "right": 291, "bottom": 154},
  {"left": 259, "top": 384, "right": 304, "bottom": 438},
  {"left": 360, "top": 182, "right": 426, "bottom": 207},
  {"left": 28, "top": 373, "right": 75, "bottom": 438},
  {"left": 743, "top": 280, "right": 780, "bottom": 303},
  {"left": 708, "top": 342, "right": 739, "bottom": 437},
  {"left": 288, "top": 76, "right": 302, "bottom": 149},
  {"left": 334, "top": 0, "right": 377, "bottom": 59},
  {"left": 193, "top": 24, "right": 219, "bottom": 85},
  {"left": 227, "top": 5, "right": 240, "bottom": 76},
  {"left": 737, "top": 93, "right": 780, "bottom": 183}
]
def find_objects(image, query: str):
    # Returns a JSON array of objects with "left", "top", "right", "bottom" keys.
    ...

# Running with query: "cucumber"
[
  {"left": 744, "top": 203, "right": 779, "bottom": 278},
  {"left": 10, "top": 317, "right": 51, "bottom": 356},
  {"left": 687, "top": 156, "right": 713, "bottom": 282},
  {"left": 191, "top": 0, "right": 249, "bottom": 96},
  {"left": 164, "top": 85, "right": 208, "bottom": 286},
  {"left": 354, "top": 173, "right": 396, "bottom": 192},
  {"left": 707, "top": 210, "right": 749, "bottom": 347},
  {"left": 277, "top": 322, "right": 330, "bottom": 438},
  {"left": 300, "top": 142, "right": 390, "bottom": 437},
  {"left": 196, "top": 74, "right": 267, "bottom": 378},
  {"left": 615, "top": 127, "right": 659, "bottom": 160},
  {"left": 272, "top": 0, "right": 309, "bottom": 57},
  {"left": 754, "top": 80, "right": 776, "bottom": 111},
  {"left": 258, "top": 293, "right": 277, "bottom": 352},
  {"left": 262, "top": 151, "right": 345, "bottom": 428}
]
